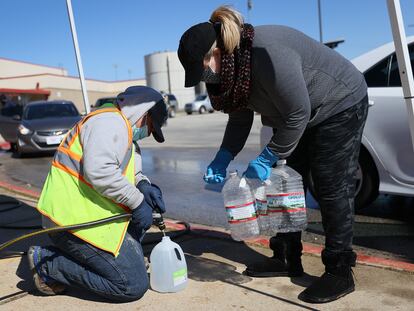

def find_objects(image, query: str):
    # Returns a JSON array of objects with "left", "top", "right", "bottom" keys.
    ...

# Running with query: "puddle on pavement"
[{"left": 186, "top": 254, "right": 252, "bottom": 285}]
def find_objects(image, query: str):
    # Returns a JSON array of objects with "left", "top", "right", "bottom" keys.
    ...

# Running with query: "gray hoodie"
[
  {"left": 79, "top": 89, "right": 162, "bottom": 210},
  {"left": 221, "top": 25, "right": 367, "bottom": 158}
]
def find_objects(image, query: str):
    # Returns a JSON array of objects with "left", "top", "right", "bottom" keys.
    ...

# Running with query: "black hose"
[{"left": 0, "top": 210, "right": 191, "bottom": 259}]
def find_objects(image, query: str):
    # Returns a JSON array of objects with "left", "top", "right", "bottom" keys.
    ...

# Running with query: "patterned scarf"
[{"left": 207, "top": 24, "right": 254, "bottom": 114}]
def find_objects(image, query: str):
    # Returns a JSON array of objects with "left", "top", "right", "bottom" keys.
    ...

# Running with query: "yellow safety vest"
[{"left": 37, "top": 107, "right": 135, "bottom": 257}]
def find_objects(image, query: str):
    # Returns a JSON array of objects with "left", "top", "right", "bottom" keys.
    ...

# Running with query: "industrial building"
[
  {"left": 1, "top": 51, "right": 201, "bottom": 113},
  {"left": 0, "top": 57, "right": 146, "bottom": 113},
  {"left": 144, "top": 51, "right": 203, "bottom": 110}
]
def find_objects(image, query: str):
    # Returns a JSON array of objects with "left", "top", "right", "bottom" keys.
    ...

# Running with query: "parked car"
[
  {"left": 0, "top": 103, "right": 23, "bottom": 148},
  {"left": 260, "top": 36, "right": 414, "bottom": 210},
  {"left": 0, "top": 100, "right": 82, "bottom": 156},
  {"left": 93, "top": 97, "right": 117, "bottom": 110},
  {"left": 185, "top": 94, "right": 214, "bottom": 115},
  {"left": 162, "top": 93, "right": 178, "bottom": 118}
]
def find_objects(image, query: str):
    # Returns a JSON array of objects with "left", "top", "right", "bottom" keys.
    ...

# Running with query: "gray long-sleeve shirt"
[{"left": 221, "top": 25, "right": 367, "bottom": 158}]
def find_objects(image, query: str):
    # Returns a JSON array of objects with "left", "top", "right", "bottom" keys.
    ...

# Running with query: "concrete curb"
[
  {"left": 1, "top": 180, "right": 413, "bottom": 274},
  {"left": 0, "top": 142, "right": 10, "bottom": 150}
]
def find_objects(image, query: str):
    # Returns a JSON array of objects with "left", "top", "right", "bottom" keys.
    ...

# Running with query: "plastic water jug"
[
  {"left": 222, "top": 171, "right": 260, "bottom": 241},
  {"left": 150, "top": 236, "right": 188, "bottom": 293},
  {"left": 266, "top": 160, "right": 307, "bottom": 234},
  {"left": 252, "top": 179, "right": 272, "bottom": 236}
]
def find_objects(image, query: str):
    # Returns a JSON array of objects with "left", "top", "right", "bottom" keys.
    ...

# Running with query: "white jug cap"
[{"left": 277, "top": 159, "right": 287, "bottom": 165}]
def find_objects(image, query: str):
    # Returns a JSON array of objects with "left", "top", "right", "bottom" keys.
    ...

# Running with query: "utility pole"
[
  {"left": 247, "top": 0, "right": 252, "bottom": 23},
  {"left": 66, "top": 0, "right": 90, "bottom": 114},
  {"left": 318, "top": 0, "right": 323, "bottom": 43}
]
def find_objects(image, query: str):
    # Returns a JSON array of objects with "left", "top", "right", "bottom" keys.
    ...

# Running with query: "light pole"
[{"left": 113, "top": 64, "right": 118, "bottom": 81}]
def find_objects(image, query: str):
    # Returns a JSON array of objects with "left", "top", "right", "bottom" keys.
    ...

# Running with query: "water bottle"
[
  {"left": 275, "top": 160, "right": 307, "bottom": 232},
  {"left": 150, "top": 236, "right": 188, "bottom": 293},
  {"left": 250, "top": 179, "right": 271, "bottom": 235},
  {"left": 266, "top": 167, "right": 283, "bottom": 235},
  {"left": 266, "top": 160, "right": 307, "bottom": 234},
  {"left": 222, "top": 171, "right": 260, "bottom": 241}
]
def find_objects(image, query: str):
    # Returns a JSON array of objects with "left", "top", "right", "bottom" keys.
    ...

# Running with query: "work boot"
[
  {"left": 299, "top": 249, "right": 356, "bottom": 303},
  {"left": 244, "top": 232, "right": 303, "bottom": 277},
  {"left": 27, "top": 246, "right": 67, "bottom": 296}
]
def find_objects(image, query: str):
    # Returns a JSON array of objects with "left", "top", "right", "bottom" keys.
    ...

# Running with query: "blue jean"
[{"left": 38, "top": 226, "right": 149, "bottom": 302}]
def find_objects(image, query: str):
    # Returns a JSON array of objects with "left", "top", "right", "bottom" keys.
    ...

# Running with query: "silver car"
[
  {"left": 261, "top": 36, "right": 414, "bottom": 210},
  {"left": 185, "top": 94, "right": 215, "bottom": 115},
  {"left": 2, "top": 100, "right": 81, "bottom": 156}
]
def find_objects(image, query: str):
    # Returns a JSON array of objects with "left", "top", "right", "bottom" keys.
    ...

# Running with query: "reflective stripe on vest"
[{"left": 37, "top": 107, "right": 135, "bottom": 257}]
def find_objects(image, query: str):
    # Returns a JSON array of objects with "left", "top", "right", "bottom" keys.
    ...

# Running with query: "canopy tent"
[{"left": 65, "top": 0, "right": 414, "bottom": 150}]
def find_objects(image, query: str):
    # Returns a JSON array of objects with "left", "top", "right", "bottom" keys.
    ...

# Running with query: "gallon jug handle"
[{"left": 174, "top": 248, "right": 182, "bottom": 261}]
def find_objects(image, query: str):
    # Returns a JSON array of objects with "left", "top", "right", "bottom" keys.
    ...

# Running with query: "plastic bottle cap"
[
  {"left": 277, "top": 159, "right": 287, "bottom": 165},
  {"left": 229, "top": 171, "right": 238, "bottom": 177},
  {"left": 239, "top": 177, "right": 247, "bottom": 188}
]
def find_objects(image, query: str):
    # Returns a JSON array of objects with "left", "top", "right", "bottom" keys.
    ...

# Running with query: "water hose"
[{"left": 0, "top": 198, "right": 191, "bottom": 258}]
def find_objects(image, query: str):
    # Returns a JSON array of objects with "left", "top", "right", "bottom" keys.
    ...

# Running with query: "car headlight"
[{"left": 18, "top": 124, "right": 33, "bottom": 135}]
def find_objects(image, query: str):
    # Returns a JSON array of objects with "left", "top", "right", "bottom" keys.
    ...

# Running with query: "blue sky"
[{"left": 1, "top": 0, "right": 413, "bottom": 81}]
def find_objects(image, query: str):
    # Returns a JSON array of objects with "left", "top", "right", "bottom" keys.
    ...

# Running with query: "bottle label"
[
  {"left": 225, "top": 201, "right": 257, "bottom": 224},
  {"left": 256, "top": 199, "right": 268, "bottom": 216},
  {"left": 267, "top": 192, "right": 306, "bottom": 213},
  {"left": 173, "top": 268, "right": 187, "bottom": 286}
]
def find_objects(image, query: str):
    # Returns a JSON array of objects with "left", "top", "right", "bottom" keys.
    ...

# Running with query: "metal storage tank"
[{"left": 145, "top": 51, "right": 200, "bottom": 110}]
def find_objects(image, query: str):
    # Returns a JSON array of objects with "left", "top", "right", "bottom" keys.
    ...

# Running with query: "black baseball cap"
[
  {"left": 178, "top": 22, "right": 217, "bottom": 87},
  {"left": 148, "top": 99, "right": 167, "bottom": 143}
]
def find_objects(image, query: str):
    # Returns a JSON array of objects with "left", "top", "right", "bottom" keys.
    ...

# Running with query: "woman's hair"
[{"left": 210, "top": 5, "right": 244, "bottom": 54}]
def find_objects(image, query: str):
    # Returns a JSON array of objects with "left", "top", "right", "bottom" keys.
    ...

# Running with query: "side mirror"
[{"left": 12, "top": 114, "right": 21, "bottom": 121}]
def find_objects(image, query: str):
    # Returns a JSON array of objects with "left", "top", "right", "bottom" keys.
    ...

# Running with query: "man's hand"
[
  {"left": 137, "top": 181, "right": 166, "bottom": 213},
  {"left": 203, "top": 148, "right": 234, "bottom": 184},
  {"left": 131, "top": 199, "right": 153, "bottom": 234},
  {"left": 244, "top": 147, "right": 279, "bottom": 181}
]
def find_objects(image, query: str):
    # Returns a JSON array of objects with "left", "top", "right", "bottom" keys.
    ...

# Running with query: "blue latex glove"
[
  {"left": 203, "top": 148, "right": 234, "bottom": 184},
  {"left": 244, "top": 147, "right": 279, "bottom": 181},
  {"left": 137, "top": 181, "right": 166, "bottom": 213},
  {"left": 131, "top": 198, "right": 153, "bottom": 233}
]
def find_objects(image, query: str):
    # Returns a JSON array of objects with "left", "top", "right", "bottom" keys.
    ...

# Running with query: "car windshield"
[
  {"left": 24, "top": 103, "right": 79, "bottom": 120},
  {"left": 195, "top": 95, "right": 207, "bottom": 101},
  {"left": 96, "top": 98, "right": 116, "bottom": 107}
]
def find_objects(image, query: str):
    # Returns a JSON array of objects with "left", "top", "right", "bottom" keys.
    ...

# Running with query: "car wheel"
[
  {"left": 307, "top": 147, "right": 379, "bottom": 212},
  {"left": 353, "top": 148, "right": 379, "bottom": 210},
  {"left": 9, "top": 143, "right": 17, "bottom": 152},
  {"left": 169, "top": 107, "right": 176, "bottom": 118},
  {"left": 199, "top": 106, "right": 206, "bottom": 114},
  {"left": 208, "top": 110, "right": 214, "bottom": 113},
  {"left": 15, "top": 143, "right": 24, "bottom": 158},
  {"left": 186, "top": 111, "right": 192, "bottom": 115}
]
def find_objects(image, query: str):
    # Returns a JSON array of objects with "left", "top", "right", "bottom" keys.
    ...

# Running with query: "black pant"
[{"left": 284, "top": 95, "right": 369, "bottom": 252}]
